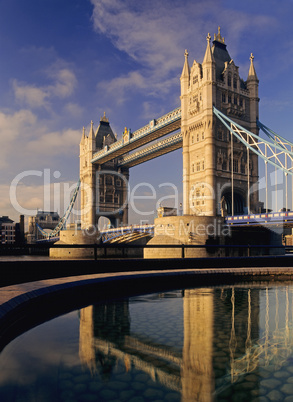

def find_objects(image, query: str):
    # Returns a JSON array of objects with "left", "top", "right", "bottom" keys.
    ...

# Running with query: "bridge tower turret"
[
  {"left": 181, "top": 27, "right": 260, "bottom": 217},
  {"left": 79, "top": 113, "right": 129, "bottom": 230}
]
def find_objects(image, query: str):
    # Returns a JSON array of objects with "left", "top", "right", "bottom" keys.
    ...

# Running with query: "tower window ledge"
[
  {"left": 240, "top": 88, "right": 249, "bottom": 95},
  {"left": 189, "top": 108, "right": 199, "bottom": 116}
]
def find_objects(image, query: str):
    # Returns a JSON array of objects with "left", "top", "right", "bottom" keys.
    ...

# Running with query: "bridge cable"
[
  {"left": 36, "top": 179, "right": 80, "bottom": 239},
  {"left": 214, "top": 107, "right": 293, "bottom": 176}
]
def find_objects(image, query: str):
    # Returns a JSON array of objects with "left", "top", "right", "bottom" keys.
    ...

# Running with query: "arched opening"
[
  {"left": 97, "top": 215, "right": 119, "bottom": 230},
  {"left": 97, "top": 216, "right": 112, "bottom": 231},
  {"left": 221, "top": 190, "right": 245, "bottom": 216}
]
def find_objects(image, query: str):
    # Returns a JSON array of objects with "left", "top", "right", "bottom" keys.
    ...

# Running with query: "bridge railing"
[
  {"left": 226, "top": 211, "right": 293, "bottom": 225},
  {"left": 0, "top": 243, "right": 289, "bottom": 260}
]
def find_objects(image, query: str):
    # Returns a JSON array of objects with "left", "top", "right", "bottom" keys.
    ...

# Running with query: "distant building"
[
  {"left": 0, "top": 215, "right": 25, "bottom": 244},
  {"left": 0, "top": 216, "right": 15, "bottom": 244},
  {"left": 27, "top": 211, "right": 60, "bottom": 243}
]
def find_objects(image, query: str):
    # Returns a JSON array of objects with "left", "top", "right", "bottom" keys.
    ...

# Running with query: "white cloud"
[
  {"left": 0, "top": 109, "right": 38, "bottom": 168},
  {"left": 64, "top": 102, "right": 84, "bottom": 117},
  {"left": 27, "top": 128, "right": 81, "bottom": 155},
  {"left": 49, "top": 68, "right": 77, "bottom": 98},
  {"left": 13, "top": 82, "right": 49, "bottom": 109},
  {"left": 13, "top": 67, "right": 77, "bottom": 109},
  {"left": 91, "top": 0, "right": 275, "bottom": 102}
]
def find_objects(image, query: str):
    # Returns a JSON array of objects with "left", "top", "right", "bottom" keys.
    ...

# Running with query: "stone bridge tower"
[
  {"left": 181, "top": 27, "right": 259, "bottom": 217},
  {"left": 79, "top": 113, "right": 129, "bottom": 230}
]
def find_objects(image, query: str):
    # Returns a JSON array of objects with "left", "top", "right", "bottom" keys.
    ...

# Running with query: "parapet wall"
[{"left": 144, "top": 215, "right": 228, "bottom": 259}]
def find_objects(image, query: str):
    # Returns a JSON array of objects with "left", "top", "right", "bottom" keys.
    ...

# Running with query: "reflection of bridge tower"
[
  {"left": 79, "top": 113, "right": 129, "bottom": 229},
  {"left": 181, "top": 27, "right": 259, "bottom": 216},
  {"left": 78, "top": 287, "right": 262, "bottom": 399},
  {"left": 181, "top": 289, "right": 214, "bottom": 401},
  {"left": 79, "top": 300, "right": 130, "bottom": 375}
]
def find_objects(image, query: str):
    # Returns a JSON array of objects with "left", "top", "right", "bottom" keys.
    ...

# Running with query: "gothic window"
[
  {"left": 193, "top": 75, "right": 198, "bottom": 85},
  {"left": 193, "top": 95, "right": 198, "bottom": 103},
  {"left": 202, "top": 159, "right": 205, "bottom": 170},
  {"left": 234, "top": 96, "right": 238, "bottom": 105},
  {"left": 191, "top": 135, "right": 194, "bottom": 144},
  {"left": 233, "top": 159, "right": 238, "bottom": 173},
  {"left": 228, "top": 94, "right": 232, "bottom": 104},
  {"left": 192, "top": 163, "right": 195, "bottom": 173},
  {"left": 105, "top": 190, "right": 113, "bottom": 203},
  {"left": 202, "top": 132, "right": 205, "bottom": 140},
  {"left": 240, "top": 98, "right": 243, "bottom": 107},
  {"left": 222, "top": 92, "right": 226, "bottom": 103},
  {"left": 196, "top": 162, "right": 200, "bottom": 171},
  {"left": 233, "top": 76, "right": 237, "bottom": 89},
  {"left": 228, "top": 73, "right": 232, "bottom": 87},
  {"left": 218, "top": 130, "right": 222, "bottom": 140},
  {"left": 222, "top": 160, "right": 227, "bottom": 171},
  {"left": 116, "top": 179, "right": 121, "bottom": 187},
  {"left": 197, "top": 133, "right": 200, "bottom": 141},
  {"left": 196, "top": 189, "right": 200, "bottom": 198},
  {"left": 106, "top": 175, "right": 113, "bottom": 185}
]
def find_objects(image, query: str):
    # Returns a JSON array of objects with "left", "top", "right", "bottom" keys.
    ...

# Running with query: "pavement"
[{"left": 1, "top": 264, "right": 293, "bottom": 307}]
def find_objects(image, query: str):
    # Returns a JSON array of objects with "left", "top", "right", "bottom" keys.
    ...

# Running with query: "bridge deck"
[
  {"left": 91, "top": 110, "right": 181, "bottom": 165},
  {"left": 118, "top": 132, "right": 182, "bottom": 167}
]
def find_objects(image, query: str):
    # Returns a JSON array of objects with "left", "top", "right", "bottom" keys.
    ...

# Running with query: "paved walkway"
[{"left": 1, "top": 265, "right": 293, "bottom": 307}]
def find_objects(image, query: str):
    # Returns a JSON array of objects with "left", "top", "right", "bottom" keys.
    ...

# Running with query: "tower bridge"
[
  {"left": 49, "top": 27, "right": 293, "bottom": 255},
  {"left": 79, "top": 27, "right": 260, "bottom": 232}
]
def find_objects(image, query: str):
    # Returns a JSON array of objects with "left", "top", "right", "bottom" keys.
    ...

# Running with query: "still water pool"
[{"left": 1, "top": 284, "right": 293, "bottom": 401}]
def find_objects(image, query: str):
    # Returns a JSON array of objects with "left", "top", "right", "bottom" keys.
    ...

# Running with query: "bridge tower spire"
[{"left": 247, "top": 53, "right": 259, "bottom": 131}]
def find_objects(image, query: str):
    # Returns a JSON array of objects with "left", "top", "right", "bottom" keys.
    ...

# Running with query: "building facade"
[
  {"left": 181, "top": 27, "right": 259, "bottom": 216},
  {"left": 0, "top": 216, "right": 15, "bottom": 244}
]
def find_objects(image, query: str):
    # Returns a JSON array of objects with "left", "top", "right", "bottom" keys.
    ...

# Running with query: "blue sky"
[{"left": 1, "top": 0, "right": 293, "bottom": 224}]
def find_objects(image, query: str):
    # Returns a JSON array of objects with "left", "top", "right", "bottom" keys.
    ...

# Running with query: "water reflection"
[
  {"left": 2, "top": 285, "right": 293, "bottom": 401},
  {"left": 78, "top": 287, "right": 261, "bottom": 401}
]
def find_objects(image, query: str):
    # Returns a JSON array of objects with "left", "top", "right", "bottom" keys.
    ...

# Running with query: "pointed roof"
[
  {"left": 181, "top": 49, "right": 190, "bottom": 78},
  {"left": 211, "top": 27, "right": 231, "bottom": 80},
  {"left": 88, "top": 120, "right": 95, "bottom": 141},
  {"left": 203, "top": 33, "right": 215, "bottom": 64},
  {"left": 80, "top": 126, "right": 86, "bottom": 145},
  {"left": 95, "top": 112, "right": 116, "bottom": 150},
  {"left": 247, "top": 53, "right": 258, "bottom": 81}
]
